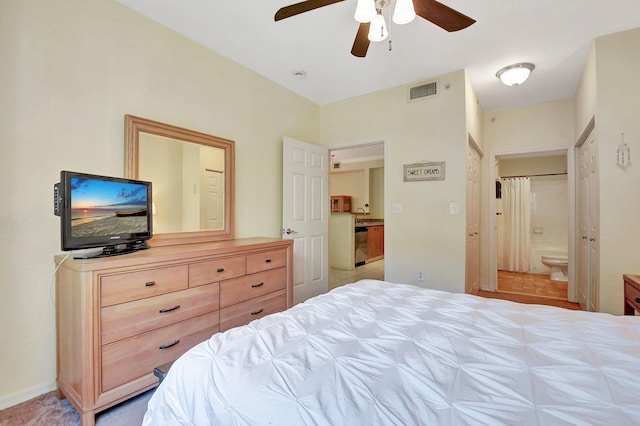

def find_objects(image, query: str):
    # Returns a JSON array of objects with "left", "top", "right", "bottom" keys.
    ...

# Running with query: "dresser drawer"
[
  {"left": 101, "top": 312, "right": 218, "bottom": 392},
  {"left": 246, "top": 249, "right": 287, "bottom": 274},
  {"left": 625, "top": 280, "right": 640, "bottom": 312},
  {"left": 220, "top": 268, "right": 286, "bottom": 308},
  {"left": 220, "top": 289, "right": 286, "bottom": 332},
  {"left": 101, "top": 283, "right": 220, "bottom": 345},
  {"left": 101, "top": 265, "right": 189, "bottom": 307},
  {"left": 189, "top": 256, "right": 246, "bottom": 287}
]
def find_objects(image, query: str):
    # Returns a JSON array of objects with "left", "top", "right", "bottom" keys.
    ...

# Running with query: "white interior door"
[
  {"left": 577, "top": 142, "right": 589, "bottom": 309},
  {"left": 200, "top": 169, "right": 224, "bottom": 230},
  {"left": 283, "top": 137, "right": 329, "bottom": 304},
  {"left": 466, "top": 146, "right": 481, "bottom": 294},
  {"left": 576, "top": 128, "right": 599, "bottom": 311},
  {"left": 587, "top": 136, "right": 599, "bottom": 312}
]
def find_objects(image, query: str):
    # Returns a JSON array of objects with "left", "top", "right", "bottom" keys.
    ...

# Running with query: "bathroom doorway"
[
  {"left": 489, "top": 148, "right": 575, "bottom": 302},
  {"left": 328, "top": 142, "right": 386, "bottom": 290}
]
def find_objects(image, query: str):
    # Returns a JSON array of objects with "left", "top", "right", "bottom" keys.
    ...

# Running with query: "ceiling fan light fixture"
[
  {"left": 354, "top": 0, "right": 377, "bottom": 23},
  {"left": 392, "top": 0, "right": 416, "bottom": 25},
  {"left": 368, "top": 12, "right": 388, "bottom": 42},
  {"left": 496, "top": 62, "right": 535, "bottom": 87}
]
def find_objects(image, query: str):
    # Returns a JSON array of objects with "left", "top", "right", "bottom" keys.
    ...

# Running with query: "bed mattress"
[{"left": 143, "top": 280, "right": 640, "bottom": 425}]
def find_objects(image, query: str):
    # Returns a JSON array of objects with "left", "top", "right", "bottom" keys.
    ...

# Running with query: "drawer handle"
[
  {"left": 145, "top": 281, "right": 156, "bottom": 287},
  {"left": 159, "top": 305, "right": 181, "bottom": 314},
  {"left": 217, "top": 268, "right": 224, "bottom": 273},
  {"left": 251, "top": 308, "right": 264, "bottom": 316},
  {"left": 251, "top": 282, "right": 264, "bottom": 288},
  {"left": 635, "top": 297, "right": 640, "bottom": 304},
  {"left": 265, "top": 259, "right": 272, "bottom": 263},
  {"left": 159, "top": 339, "right": 180, "bottom": 350}
]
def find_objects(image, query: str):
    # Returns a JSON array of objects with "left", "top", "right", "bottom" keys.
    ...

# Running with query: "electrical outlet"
[{"left": 417, "top": 271, "right": 424, "bottom": 282}]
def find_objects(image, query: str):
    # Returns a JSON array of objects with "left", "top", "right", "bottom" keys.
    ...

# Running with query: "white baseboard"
[{"left": 0, "top": 382, "right": 57, "bottom": 410}]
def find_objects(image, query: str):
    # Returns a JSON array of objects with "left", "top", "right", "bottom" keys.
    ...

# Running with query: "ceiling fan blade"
[
  {"left": 351, "top": 22, "right": 371, "bottom": 57},
  {"left": 275, "top": 0, "right": 346, "bottom": 21},
  {"left": 414, "top": 0, "right": 476, "bottom": 32}
]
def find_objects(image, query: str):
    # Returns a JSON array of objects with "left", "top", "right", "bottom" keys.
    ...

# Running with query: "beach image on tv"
[{"left": 70, "top": 177, "right": 148, "bottom": 238}]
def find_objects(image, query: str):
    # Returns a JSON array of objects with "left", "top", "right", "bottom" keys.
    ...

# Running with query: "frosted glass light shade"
[
  {"left": 368, "top": 13, "right": 388, "bottom": 42},
  {"left": 393, "top": 0, "right": 416, "bottom": 25},
  {"left": 496, "top": 63, "right": 535, "bottom": 87},
  {"left": 354, "top": 0, "right": 377, "bottom": 23}
]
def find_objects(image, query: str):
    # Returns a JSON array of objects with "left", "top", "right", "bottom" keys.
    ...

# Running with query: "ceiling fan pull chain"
[{"left": 388, "top": 39, "right": 392, "bottom": 51}]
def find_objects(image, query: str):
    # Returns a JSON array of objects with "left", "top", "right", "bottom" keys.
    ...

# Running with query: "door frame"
[
  {"left": 329, "top": 138, "right": 388, "bottom": 281},
  {"left": 487, "top": 145, "right": 576, "bottom": 302}
]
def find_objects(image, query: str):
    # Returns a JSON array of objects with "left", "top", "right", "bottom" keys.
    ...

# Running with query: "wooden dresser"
[
  {"left": 624, "top": 274, "right": 640, "bottom": 315},
  {"left": 55, "top": 238, "right": 293, "bottom": 426}
]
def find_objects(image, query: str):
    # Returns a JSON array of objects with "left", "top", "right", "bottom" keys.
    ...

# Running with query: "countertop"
[{"left": 355, "top": 221, "right": 384, "bottom": 227}]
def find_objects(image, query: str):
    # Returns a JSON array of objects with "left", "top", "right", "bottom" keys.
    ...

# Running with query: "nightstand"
[{"left": 623, "top": 274, "right": 640, "bottom": 315}]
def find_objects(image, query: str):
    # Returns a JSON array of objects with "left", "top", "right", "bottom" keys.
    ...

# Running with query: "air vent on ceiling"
[{"left": 408, "top": 80, "right": 438, "bottom": 102}]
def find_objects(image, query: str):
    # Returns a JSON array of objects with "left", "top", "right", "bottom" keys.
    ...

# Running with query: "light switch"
[
  {"left": 391, "top": 203, "right": 403, "bottom": 214},
  {"left": 449, "top": 202, "right": 459, "bottom": 215}
]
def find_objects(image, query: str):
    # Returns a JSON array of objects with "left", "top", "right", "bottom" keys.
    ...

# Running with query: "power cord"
[{"left": 50, "top": 252, "right": 71, "bottom": 307}]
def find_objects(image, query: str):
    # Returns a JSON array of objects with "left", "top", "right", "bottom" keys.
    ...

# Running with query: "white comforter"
[{"left": 143, "top": 280, "right": 640, "bottom": 425}]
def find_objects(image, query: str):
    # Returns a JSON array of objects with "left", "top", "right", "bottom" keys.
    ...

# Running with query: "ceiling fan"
[{"left": 274, "top": 0, "right": 475, "bottom": 58}]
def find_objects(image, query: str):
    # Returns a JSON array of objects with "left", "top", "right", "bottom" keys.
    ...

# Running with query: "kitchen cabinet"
[
  {"left": 330, "top": 195, "right": 351, "bottom": 212},
  {"left": 367, "top": 225, "right": 384, "bottom": 260}
]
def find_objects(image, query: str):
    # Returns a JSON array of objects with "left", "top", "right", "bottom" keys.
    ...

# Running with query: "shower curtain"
[{"left": 502, "top": 177, "right": 531, "bottom": 272}]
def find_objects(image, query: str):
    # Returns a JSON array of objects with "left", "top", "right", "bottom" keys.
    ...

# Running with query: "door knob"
[{"left": 284, "top": 228, "right": 298, "bottom": 235}]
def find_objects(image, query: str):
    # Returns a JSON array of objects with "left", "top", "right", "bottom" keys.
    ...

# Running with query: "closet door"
[
  {"left": 576, "top": 127, "right": 599, "bottom": 311},
  {"left": 466, "top": 145, "right": 481, "bottom": 294},
  {"left": 587, "top": 137, "right": 599, "bottom": 312},
  {"left": 577, "top": 142, "right": 588, "bottom": 309}
]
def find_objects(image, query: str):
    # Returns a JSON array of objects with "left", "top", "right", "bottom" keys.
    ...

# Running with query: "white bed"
[{"left": 143, "top": 280, "right": 640, "bottom": 425}]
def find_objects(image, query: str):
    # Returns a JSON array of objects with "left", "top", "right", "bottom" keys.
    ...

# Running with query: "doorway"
[
  {"left": 328, "top": 142, "right": 386, "bottom": 289},
  {"left": 489, "top": 147, "right": 576, "bottom": 303}
]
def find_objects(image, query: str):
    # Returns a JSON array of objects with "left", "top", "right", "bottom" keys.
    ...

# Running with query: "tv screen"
[{"left": 55, "top": 171, "right": 153, "bottom": 258}]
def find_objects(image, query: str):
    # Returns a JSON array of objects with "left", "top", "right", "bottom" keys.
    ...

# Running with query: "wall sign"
[{"left": 404, "top": 161, "right": 445, "bottom": 182}]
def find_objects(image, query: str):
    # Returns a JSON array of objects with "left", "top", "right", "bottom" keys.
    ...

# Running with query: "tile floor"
[
  {"left": 497, "top": 270, "right": 568, "bottom": 300},
  {"left": 330, "top": 259, "right": 385, "bottom": 290}
]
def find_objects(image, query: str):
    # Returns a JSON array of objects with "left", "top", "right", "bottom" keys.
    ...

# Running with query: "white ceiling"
[{"left": 116, "top": 0, "right": 640, "bottom": 112}]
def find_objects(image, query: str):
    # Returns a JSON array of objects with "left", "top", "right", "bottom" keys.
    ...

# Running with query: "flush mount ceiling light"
[{"left": 496, "top": 63, "right": 535, "bottom": 87}]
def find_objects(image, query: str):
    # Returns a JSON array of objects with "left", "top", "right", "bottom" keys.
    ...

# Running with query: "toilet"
[{"left": 540, "top": 255, "right": 568, "bottom": 281}]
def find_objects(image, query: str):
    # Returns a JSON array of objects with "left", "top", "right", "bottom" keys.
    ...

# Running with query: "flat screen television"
[{"left": 54, "top": 171, "right": 153, "bottom": 258}]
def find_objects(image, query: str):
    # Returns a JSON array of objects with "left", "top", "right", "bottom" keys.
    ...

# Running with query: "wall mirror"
[{"left": 124, "top": 115, "right": 235, "bottom": 246}]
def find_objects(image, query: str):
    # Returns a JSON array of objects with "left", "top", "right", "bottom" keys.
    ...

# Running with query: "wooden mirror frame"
[{"left": 124, "top": 114, "right": 235, "bottom": 246}]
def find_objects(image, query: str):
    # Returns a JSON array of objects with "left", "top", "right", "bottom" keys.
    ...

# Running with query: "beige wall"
[
  {"left": 575, "top": 45, "right": 598, "bottom": 133},
  {"left": 592, "top": 28, "right": 640, "bottom": 314},
  {"left": 369, "top": 167, "right": 385, "bottom": 219},
  {"left": 320, "top": 71, "right": 469, "bottom": 292},
  {"left": 330, "top": 158, "right": 385, "bottom": 217},
  {"left": 0, "top": 0, "right": 319, "bottom": 406},
  {"left": 499, "top": 155, "right": 568, "bottom": 177},
  {"left": 481, "top": 99, "right": 576, "bottom": 289},
  {"left": 465, "top": 73, "right": 484, "bottom": 149},
  {"left": 330, "top": 170, "right": 365, "bottom": 211}
]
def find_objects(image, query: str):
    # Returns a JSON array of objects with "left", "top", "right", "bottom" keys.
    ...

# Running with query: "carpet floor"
[{"left": 0, "top": 388, "right": 153, "bottom": 426}]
